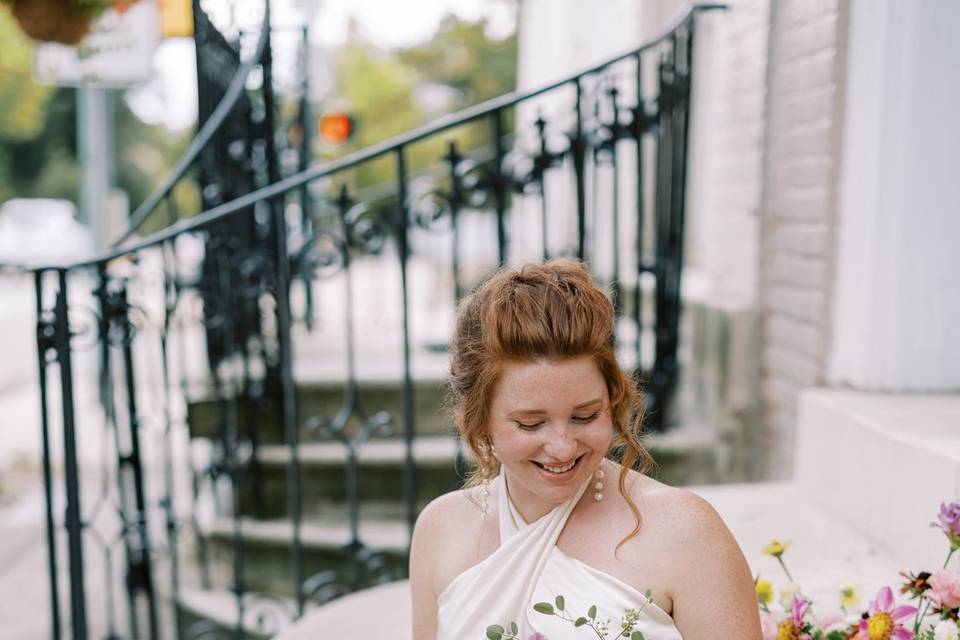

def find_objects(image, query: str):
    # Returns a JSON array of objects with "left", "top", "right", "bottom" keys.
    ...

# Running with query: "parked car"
[{"left": 0, "top": 198, "right": 94, "bottom": 266}]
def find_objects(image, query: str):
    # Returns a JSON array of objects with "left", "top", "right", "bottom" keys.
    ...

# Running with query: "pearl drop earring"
[
  {"left": 593, "top": 465, "right": 605, "bottom": 502},
  {"left": 479, "top": 477, "right": 491, "bottom": 518}
]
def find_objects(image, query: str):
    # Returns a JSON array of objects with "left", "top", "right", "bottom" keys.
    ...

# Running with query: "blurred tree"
[
  {"left": 319, "top": 13, "right": 517, "bottom": 194},
  {"left": 396, "top": 14, "right": 517, "bottom": 106},
  {"left": 0, "top": 7, "right": 55, "bottom": 202},
  {"left": 0, "top": 6, "right": 192, "bottom": 226}
]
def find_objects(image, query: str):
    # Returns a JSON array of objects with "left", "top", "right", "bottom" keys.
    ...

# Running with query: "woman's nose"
[{"left": 542, "top": 425, "right": 578, "bottom": 460}]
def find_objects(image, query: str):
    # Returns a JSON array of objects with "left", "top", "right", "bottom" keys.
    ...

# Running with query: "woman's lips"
[{"left": 531, "top": 454, "right": 585, "bottom": 479}]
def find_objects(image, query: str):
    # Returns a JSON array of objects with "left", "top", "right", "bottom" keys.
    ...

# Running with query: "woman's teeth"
[{"left": 537, "top": 458, "right": 578, "bottom": 473}]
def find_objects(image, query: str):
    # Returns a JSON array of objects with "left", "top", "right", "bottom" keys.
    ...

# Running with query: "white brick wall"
[
  {"left": 759, "top": 0, "right": 849, "bottom": 478},
  {"left": 685, "top": 0, "right": 769, "bottom": 304}
]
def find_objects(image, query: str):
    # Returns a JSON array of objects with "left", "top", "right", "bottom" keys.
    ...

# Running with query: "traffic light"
[{"left": 318, "top": 112, "right": 355, "bottom": 145}]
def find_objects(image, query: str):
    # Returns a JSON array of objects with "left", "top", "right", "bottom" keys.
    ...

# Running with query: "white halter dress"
[{"left": 436, "top": 471, "right": 683, "bottom": 639}]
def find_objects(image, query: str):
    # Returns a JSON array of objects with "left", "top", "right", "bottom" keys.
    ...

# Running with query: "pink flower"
[
  {"left": 857, "top": 586, "right": 917, "bottom": 640},
  {"left": 528, "top": 634, "right": 547, "bottom": 640},
  {"left": 759, "top": 610, "right": 780, "bottom": 640},
  {"left": 775, "top": 595, "right": 813, "bottom": 640},
  {"left": 932, "top": 502, "right": 960, "bottom": 547},
  {"left": 928, "top": 570, "right": 960, "bottom": 609}
]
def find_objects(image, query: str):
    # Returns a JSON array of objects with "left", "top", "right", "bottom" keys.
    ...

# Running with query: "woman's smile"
[{"left": 531, "top": 453, "right": 586, "bottom": 481}]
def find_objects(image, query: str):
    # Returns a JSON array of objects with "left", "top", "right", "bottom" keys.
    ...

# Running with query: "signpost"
[{"left": 33, "top": 1, "right": 162, "bottom": 249}]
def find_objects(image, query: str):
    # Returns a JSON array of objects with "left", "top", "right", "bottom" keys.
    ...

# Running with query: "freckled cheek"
[{"left": 490, "top": 429, "right": 544, "bottom": 462}]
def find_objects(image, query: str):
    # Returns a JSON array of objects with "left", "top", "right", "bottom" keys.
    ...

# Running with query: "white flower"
[
  {"left": 935, "top": 619, "right": 960, "bottom": 640},
  {"left": 778, "top": 583, "right": 801, "bottom": 611}
]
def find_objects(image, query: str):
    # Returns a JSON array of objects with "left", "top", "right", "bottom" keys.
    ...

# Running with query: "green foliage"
[
  {"left": 0, "top": 8, "right": 54, "bottom": 142},
  {"left": 319, "top": 13, "right": 518, "bottom": 194},
  {"left": 396, "top": 14, "right": 517, "bottom": 105}
]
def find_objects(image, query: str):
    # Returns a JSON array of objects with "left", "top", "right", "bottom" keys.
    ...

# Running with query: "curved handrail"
[
  {"left": 109, "top": 5, "right": 273, "bottom": 246},
  {"left": 27, "top": 2, "right": 725, "bottom": 272}
]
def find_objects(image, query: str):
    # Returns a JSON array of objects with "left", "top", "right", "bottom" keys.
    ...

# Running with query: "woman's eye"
[
  {"left": 515, "top": 421, "right": 545, "bottom": 430},
  {"left": 572, "top": 412, "right": 600, "bottom": 424}
]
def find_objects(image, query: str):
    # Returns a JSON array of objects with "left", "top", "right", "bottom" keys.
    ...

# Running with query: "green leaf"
[
  {"left": 555, "top": 595, "right": 565, "bottom": 611},
  {"left": 509, "top": 622, "right": 518, "bottom": 635},
  {"left": 485, "top": 626, "right": 503, "bottom": 640},
  {"left": 588, "top": 605, "right": 597, "bottom": 619},
  {"left": 533, "top": 602, "right": 555, "bottom": 615},
  {"left": 632, "top": 632, "right": 646, "bottom": 640},
  {"left": 575, "top": 617, "right": 588, "bottom": 627},
  {"left": 644, "top": 588, "right": 652, "bottom": 600}
]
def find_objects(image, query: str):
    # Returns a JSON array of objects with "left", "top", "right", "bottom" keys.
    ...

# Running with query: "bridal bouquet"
[{"left": 756, "top": 501, "right": 960, "bottom": 640}]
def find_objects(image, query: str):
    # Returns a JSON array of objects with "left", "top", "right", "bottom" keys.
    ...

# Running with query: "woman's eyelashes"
[{"left": 514, "top": 411, "right": 601, "bottom": 430}]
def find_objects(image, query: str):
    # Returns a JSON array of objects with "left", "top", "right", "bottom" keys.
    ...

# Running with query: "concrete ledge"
[{"left": 796, "top": 389, "right": 960, "bottom": 568}]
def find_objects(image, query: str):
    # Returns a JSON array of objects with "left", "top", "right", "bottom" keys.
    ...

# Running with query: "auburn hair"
[{"left": 448, "top": 259, "right": 656, "bottom": 544}]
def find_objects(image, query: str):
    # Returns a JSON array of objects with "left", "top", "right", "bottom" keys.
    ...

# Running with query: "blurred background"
[{"left": 0, "top": 0, "right": 957, "bottom": 638}]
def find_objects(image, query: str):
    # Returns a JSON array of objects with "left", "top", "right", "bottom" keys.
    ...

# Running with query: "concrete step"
[
  {"left": 233, "top": 429, "right": 724, "bottom": 518},
  {"left": 186, "top": 376, "right": 452, "bottom": 443},
  {"left": 237, "top": 436, "right": 464, "bottom": 519},
  {"left": 199, "top": 516, "right": 410, "bottom": 597},
  {"left": 796, "top": 389, "right": 960, "bottom": 570}
]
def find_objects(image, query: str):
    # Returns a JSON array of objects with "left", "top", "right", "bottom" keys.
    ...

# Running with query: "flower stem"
[
  {"left": 776, "top": 557, "right": 795, "bottom": 583},
  {"left": 912, "top": 547, "right": 957, "bottom": 634}
]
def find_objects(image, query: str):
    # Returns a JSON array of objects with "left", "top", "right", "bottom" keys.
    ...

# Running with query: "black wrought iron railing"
[{"left": 24, "top": 3, "right": 723, "bottom": 639}]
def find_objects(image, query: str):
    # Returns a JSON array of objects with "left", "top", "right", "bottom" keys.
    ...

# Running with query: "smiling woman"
[{"left": 409, "top": 260, "right": 762, "bottom": 639}]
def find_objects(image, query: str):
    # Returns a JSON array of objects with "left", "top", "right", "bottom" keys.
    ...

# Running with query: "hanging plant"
[{"left": 1, "top": 0, "right": 139, "bottom": 45}]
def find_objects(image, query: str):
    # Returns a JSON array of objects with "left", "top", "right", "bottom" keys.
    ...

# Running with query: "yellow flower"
[
  {"left": 866, "top": 611, "right": 893, "bottom": 639},
  {"left": 762, "top": 540, "right": 791, "bottom": 558},
  {"left": 776, "top": 620, "right": 802, "bottom": 640},
  {"left": 839, "top": 583, "right": 860, "bottom": 611},
  {"left": 756, "top": 579, "right": 774, "bottom": 606}
]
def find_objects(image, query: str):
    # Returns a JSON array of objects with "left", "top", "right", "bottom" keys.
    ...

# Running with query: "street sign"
[{"left": 33, "top": 0, "right": 161, "bottom": 87}]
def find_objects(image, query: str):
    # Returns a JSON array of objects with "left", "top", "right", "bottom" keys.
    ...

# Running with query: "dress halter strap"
[{"left": 435, "top": 469, "right": 592, "bottom": 639}]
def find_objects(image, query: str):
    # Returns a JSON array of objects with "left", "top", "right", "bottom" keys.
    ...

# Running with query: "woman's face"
[{"left": 487, "top": 355, "right": 614, "bottom": 521}]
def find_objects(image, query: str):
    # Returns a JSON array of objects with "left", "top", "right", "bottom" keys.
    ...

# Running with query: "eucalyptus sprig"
[{"left": 486, "top": 592, "right": 656, "bottom": 640}]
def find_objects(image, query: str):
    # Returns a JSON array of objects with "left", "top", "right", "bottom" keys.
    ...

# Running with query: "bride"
[{"left": 409, "top": 260, "right": 762, "bottom": 639}]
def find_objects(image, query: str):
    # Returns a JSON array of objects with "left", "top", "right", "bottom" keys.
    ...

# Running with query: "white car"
[{"left": 0, "top": 198, "right": 94, "bottom": 267}]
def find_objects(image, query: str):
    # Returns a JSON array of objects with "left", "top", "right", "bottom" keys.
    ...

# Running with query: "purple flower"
[
  {"left": 932, "top": 501, "right": 960, "bottom": 548},
  {"left": 528, "top": 634, "right": 547, "bottom": 640}
]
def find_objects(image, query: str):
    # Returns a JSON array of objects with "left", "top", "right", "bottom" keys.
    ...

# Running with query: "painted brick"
[
  {"left": 779, "top": 13, "right": 840, "bottom": 59},
  {"left": 770, "top": 121, "right": 835, "bottom": 159},
  {"left": 764, "top": 344, "right": 822, "bottom": 387},
  {"left": 767, "top": 221, "right": 831, "bottom": 257},
  {"left": 765, "top": 314, "right": 825, "bottom": 359},
  {"left": 776, "top": 86, "right": 836, "bottom": 125},
  {"left": 774, "top": 51, "right": 838, "bottom": 94},
  {"left": 769, "top": 188, "right": 832, "bottom": 221},
  {"left": 767, "top": 252, "right": 829, "bottom": 290},
  {"left": 764, "top": 285, "right": 826, "bottom": 324}
]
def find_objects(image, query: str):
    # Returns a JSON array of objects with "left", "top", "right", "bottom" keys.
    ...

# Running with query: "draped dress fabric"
[{"left": 436, "top": 470, "right": 683, "bottom": 639}]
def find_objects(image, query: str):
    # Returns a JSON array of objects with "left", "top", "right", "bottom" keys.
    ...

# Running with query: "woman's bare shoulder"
[
  {"left": 629, "top": 480, "right": 761, "bottom": 636},
  {"left": 622, "top": 473, "right": 733, "bottom": 551},
  {"left": 413, "top": 488, "right": 482, "bottom": 551},
  {"left": 411, "top": 486, "right": 497, "bottom": 596}
]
